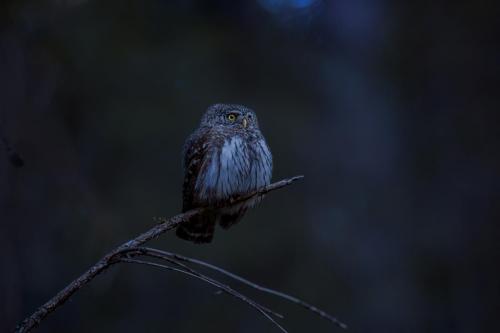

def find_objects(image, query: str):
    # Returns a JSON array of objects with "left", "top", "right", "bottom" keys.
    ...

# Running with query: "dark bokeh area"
[{"left": 1, "top": 0, "right": 499, "bottom": 332}]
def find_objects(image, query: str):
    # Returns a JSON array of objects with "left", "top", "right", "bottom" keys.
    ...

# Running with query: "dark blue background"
[{"left": 1, "top": 0, "right": 499, "bottom": 332}]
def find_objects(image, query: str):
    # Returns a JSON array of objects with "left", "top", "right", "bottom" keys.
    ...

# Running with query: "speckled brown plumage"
[{"left": 176, "top": 104, "right": 273, "bottom": 243}]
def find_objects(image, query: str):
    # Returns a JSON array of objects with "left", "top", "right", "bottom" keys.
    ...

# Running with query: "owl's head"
[{"left": 201, "top": 104, "right": 259, "bottom": 130}]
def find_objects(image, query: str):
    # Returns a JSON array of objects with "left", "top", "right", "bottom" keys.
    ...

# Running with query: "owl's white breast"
[{"left": 196, "top": 136, "right": 272, "bottom": 203}]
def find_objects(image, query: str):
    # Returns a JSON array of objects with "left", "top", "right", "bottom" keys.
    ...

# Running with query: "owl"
[{"left": 176, "top": 104, "right": 273, "bottom": 243}]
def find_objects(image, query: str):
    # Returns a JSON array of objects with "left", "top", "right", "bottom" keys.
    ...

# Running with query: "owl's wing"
[
  {"left": 178, "top": 130, "right": 219, "bottom": 243},
  {"left": 183, "top": 128, "right": 225, "bottom": 209},
  {"left": 181, "top": 131, "right": 208, "bottom": 212}
]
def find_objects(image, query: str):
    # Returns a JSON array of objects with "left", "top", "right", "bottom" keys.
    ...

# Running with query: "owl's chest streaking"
[{"left": 184, "top": 129, "right": 272, "bottom": 206}]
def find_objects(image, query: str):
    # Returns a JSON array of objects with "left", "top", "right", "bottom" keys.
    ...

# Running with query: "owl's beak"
[{"left": 242, "top": 117, "right": 248, "bottom": 128}]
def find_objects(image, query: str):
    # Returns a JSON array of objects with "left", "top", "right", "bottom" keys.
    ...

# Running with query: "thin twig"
[
  {"left": 15, "top": 176, "right": 303, "bottom": 333},
  {"left": 132, "top": 247, "right": 347, "bottom": 329},
  {"left": 121, "top": 249, "right": 283, "bottom": 320},
  {"left": 120, "top": 258, "right": 288, "bottom": 333}
]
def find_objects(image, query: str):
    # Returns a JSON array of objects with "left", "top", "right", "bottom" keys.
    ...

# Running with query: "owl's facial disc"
[
  {"left": 224, "top": 111, "right": 248, "bottom": 129},
  {"left": 215, "top": 107, "right": 258, "bottom": 130}
]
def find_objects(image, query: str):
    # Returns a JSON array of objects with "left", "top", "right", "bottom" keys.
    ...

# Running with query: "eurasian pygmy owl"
[{"left": 176, "top": 104, "right": 273, "bottom": 243}]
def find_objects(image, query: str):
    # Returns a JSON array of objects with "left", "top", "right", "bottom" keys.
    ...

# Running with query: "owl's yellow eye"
[{"left": 227, "top": 114, "right": 237, "bottom": 121}]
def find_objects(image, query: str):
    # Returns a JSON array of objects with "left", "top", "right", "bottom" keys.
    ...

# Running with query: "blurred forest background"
[{"left": 1, "top": 0, "right": 499, "bottom": 332}]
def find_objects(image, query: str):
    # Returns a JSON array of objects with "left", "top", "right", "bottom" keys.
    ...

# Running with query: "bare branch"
[
  {"left": 120, "top": 250, "right": 284, "bottom": 320},
  {"left": 15, "top": 176, "right": 303, "bottom": 333},
  {"left": 120, "top": 258, "right": 288, "bottom": 333},
  {"left": 131, "top": 247, "right": 347, "bottom": 329}
]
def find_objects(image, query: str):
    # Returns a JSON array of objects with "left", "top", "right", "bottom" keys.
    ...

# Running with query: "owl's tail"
[
  {"left": 219, "top": 208, "right": 247, "bottom": 230},
  {"left": 176, "top": 211, "right": 216, "bottom": 244}
]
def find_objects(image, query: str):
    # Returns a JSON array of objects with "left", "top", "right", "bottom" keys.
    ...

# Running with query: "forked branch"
[
  {"left": 128, "top": 247, "right": 347, "bottom": 329},
  {"left": 15, "top": 175, "right": 346, "bottom": 332},
  {"left": 120, "top": 258, "right": 288, "bottom": 333}
]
